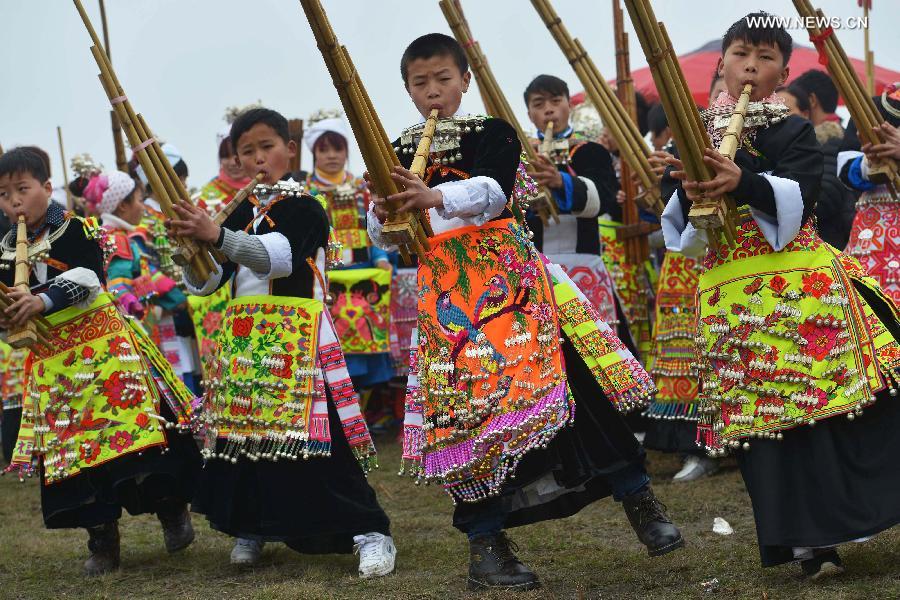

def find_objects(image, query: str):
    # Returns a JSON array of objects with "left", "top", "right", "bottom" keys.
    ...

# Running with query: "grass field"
[{"left": 2, "top": 435, "right": 900, "bottom": 600}]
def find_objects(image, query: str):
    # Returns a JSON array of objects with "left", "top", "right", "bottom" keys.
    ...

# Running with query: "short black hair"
[
  {"left": 778, "top": 83, "right": 811, "bottom": 113},
  {"left": 400, "top": 33, "right": 468, "bottom": 87},
  {"left": 230, "top": 107, "right": 290, "bottom": 149},
  {"left": 722, "top": 12, "right": 793, "bottom": 66},
  {"left": 0, "top": 146, "right": 51, "bottom": 182},
  {"left": 647, "top": 102, "right": 668, "bottom": 136},
  {"left": 524, "top": 74, "right": 570, "bottom": 106},
  {"left": 709, "top": 70, "right": 724, "bottom": 98},
  {"left": 792, "top": 69, "right": 838, "bottom": 113},
  {"left": 635, "top": 92, "right": 651, "bottom": 136}
]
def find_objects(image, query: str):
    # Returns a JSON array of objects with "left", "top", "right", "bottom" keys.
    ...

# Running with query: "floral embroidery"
[
  {"left": 797, "top": 320, "right": 840, "bottom": 360},
  {"left": 801, "top": 272, "right": 834, "bottom": 299},
  {"left": 232, "top": 316, "right": 254, "bottom": 338},
  {"left": 108, "top": 430, "right": 134, "bottom": 453},
  {"left": 102, "top": 371, "right": 143, "bottom": 410},
  {"left": 80, "top": 440, "right": 101, "bottom": 464}
]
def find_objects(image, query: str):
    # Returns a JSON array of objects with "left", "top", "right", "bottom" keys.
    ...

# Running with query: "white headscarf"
[
  {"left": 83, "top": 170, "right": 136, "bottom": 215},
  {"left": 133, "top": 142, "right": 183, "bottom": 186},
  {"left": 303, "top": 117, "right": 351, "bottom": 153}
]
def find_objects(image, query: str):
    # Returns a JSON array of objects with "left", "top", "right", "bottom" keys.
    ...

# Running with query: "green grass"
[{"left": 2, "top": 437, "right": 900, "bottom": 600}]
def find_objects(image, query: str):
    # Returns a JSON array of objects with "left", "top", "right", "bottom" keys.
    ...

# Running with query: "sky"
[{"left": 1, "top": 0, "right": 896, "bottom": 193}]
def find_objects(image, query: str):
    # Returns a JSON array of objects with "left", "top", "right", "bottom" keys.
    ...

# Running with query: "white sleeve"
[
  {"left": 434, "top": 175, "right": 507, "bottom": 226},
  {"left": 572, "top": 176, "right": 601, "bottom": 218},
  {"left": 660, "top": 190, "right": 708, "bottom": 258},
  {"left": 366, "top": 204, "right": 398, "bottom": 252},
  {"left": 836, "top": 150, "right": 863, "bottom": 177},
  {"left": 252, "top": 232, "right": 293, "bottom": 279},
  {"left": 749, "top": 173, "right": 803, "bottom": 251},
  {"left": 183, "top": 257, "right": 224, "bottom": 296}
]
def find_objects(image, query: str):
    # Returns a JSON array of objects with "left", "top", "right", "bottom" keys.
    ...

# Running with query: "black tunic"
[
  {"left": 192, "top": 190, "right": 391, "bottom": 551},
  {"left": 0, "top": 210, "right": 202, "bottom": 529},
  {"left": 392, "top": 117, "right": 645, "bottom": 528}
]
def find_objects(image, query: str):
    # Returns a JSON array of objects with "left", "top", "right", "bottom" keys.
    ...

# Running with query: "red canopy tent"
[{"left": 571, "top": 39, "right": 900, "bottom": 108}]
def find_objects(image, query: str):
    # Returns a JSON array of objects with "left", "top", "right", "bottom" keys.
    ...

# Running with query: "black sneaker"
[
  {"left": 622, "top": 486, "right": 685, "bottom": 556},
  {"left": 467, "top": 532, "right": 541, "bottom": 592},
  {"left": 801, "top": 549, "right": 845, "bottom": 580}
]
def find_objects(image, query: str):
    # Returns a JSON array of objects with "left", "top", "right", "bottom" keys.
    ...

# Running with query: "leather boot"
[
  {"left": 157, "top": 499, "right": 195, "bottom": 554},
  {"left": 467, "top": 532, "right": 540, "bottom": 592},
  {"left": 83, "top": 521, "right": 121, "bottom": 576},
  {"left": 622, "top": 486, "right": 685, "bottom": 556}
]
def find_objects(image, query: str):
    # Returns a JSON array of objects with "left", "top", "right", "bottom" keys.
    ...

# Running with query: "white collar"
[{"left": 101, "top": 213, "right": 136, "bottom": 231}]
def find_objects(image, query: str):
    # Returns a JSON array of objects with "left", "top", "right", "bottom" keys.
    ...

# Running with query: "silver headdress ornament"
[
  {"left": 570, "top": 99, "right": 604, "bottom": 143},
  {"left": 70, "top": 153, "right": 103, "bottom": 178},
  {"left": 307, "top": 108, "right": 344, "bottom": 126},
  {"left": 224, "top": 101, "right": 264, "bottom": 124}
]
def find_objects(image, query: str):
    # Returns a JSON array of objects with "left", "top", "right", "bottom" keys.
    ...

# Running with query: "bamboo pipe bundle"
[
  {"left": 792, "top": 0, "right": 899, "bottom": 197},
  {"left": 410, "top": 109, "right": 441, "bottom": 179},
  {"left": 540, "top": 121, "right": 554, "bottom": 156},
  {"left": 613, "top": 0, "right": 648, "bottom": 264},
  {"left": 439, "top": 0, "right": 559, "bottom": 224},
  {"left": 624, "top": 0, "right": 738, "bottom": 249},
  {"left": 72, "top": 0, "right": 218, "bottom": 280},
  {"left": 446, "top": 1, "right": 498, "bottom": 118},
  {"left": 56, "top": 127, "right": 74, "bottom": 212},
  {"left": 213, "top": 173, "right": 265, "bottom": 227},
  {"left": 299, "top": 0, "right": 431, "bottom": 264},
  {"left": 530, "top": 0, "right": 662, "bottom": 216},
  {"left": 6, "top": 217, "right": 45, "bottom": 348},
  {"left": 98, "top": 0, "right": 127, "bottom": 173},
  {"left": 0, "top": 281, "right": 53, "bottom": 345}
]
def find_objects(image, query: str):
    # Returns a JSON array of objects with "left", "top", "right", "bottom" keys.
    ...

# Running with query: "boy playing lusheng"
[
  {"left": 169, "top": 108, "right": 395, "bottom": 577},
  {"left": 0, "top": 147, "right": 200, "bottom": 576},
  {"left": 368, "top": 33, "right": 683, "bottom": 592},
  {"left": 662, "top": 13, "right": 900, "bottom": 577},
  {"left": 524, "top": 74, "right": 622, "bottom": 330}
]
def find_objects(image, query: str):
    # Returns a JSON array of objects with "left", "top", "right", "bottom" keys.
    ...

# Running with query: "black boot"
[
  {"left": 83, "top": 521, "right": 121, "bottom": 576},
  {"left": 622, "top": 486, "right": 685, "bottom": 556},
  {"left": 467, "top": 532, "right": 540, "bottom": 592},
  {"left": 157, "top": 499, "right": 195, "bottom": 554}
]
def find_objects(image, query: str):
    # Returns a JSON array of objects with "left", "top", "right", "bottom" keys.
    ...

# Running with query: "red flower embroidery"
[
  {"left": 232, "top": 316, "right": 254, "bottom": 338},
  {"left": 135, "top": 412, "right": 150, "bottom": 429},
  {"left": 63, "top": 352, "right": 76, "bottom": 367},
  {"left": 798, "top": 321, "right": 840, "bottom": 361},
  {"left": 107, "top": 336, "right": 129, "bottom": 357},
  {"left": 768, "top": 275, "right": 789, "bottom": 294},
  {"left": 202, "top": 311, "right": 223, "bottom": 335},
  {"left": 801, "top": 272, "right": 834, "bottom": 299},
  {"left": 707, "top": 287, "right": 721, "bottom": 307},
  {"left": 79, "top": 440, "right": 101, "bottom": 464},
  {"left": 102, "top": 371, "right": 143, "bottom": 410},
  {"left": 269, "top": 353, "right": 293, "bottom": 379},
  {"left": 81, "top": 346, "right": 95, "bottom": 361},
  {"left": 109, "top": 430, "right": 134, "bottom": 453}
]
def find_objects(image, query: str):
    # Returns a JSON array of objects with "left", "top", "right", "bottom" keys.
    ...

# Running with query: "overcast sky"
[{"left": 2, "top": 0, "right": 896, "bottom": 192}]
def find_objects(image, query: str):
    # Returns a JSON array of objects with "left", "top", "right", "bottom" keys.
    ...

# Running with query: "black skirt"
[
  {"left": 2, "top": 406, "right": 23, "bottom": 463},
  {"left": 41, "top": 402, "right": 202, "bottom": 529},
  {"left": 191, "top": 397, "right": 391, "bottom": 555},
  {"left": 737, "top": 281, "right": 900, "bottom": 567},
  {"left": 453, "top": 337, "right": 645, "bottom": 533},
  {"left": 643, "top": 417, "right": 703, "bottom": 454}
]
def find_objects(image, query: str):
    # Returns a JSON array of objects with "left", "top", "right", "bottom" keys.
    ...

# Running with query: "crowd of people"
[{"left": 1, "top": 9, "right": 900, "bottom": 592}]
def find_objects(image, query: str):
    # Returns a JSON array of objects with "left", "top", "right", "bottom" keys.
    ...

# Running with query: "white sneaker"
[
  {"left": 230, "top": 538, "right": 265, "bottom": 565},
  {"left": 673, "top": 455, "right": 719, "bottom": 482},
  {"left": 353, "top": 532, "right": 396, "bottom": 578}
]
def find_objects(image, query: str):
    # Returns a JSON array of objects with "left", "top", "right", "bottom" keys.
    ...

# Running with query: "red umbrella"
[{"left": 571, "top": 39, "right": 900, "bottom": 108}]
